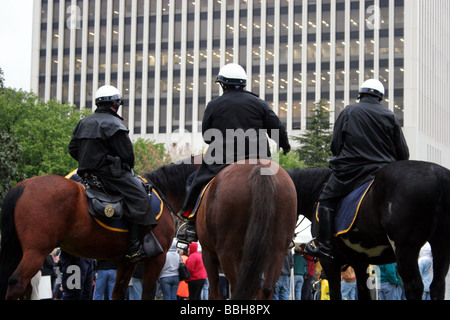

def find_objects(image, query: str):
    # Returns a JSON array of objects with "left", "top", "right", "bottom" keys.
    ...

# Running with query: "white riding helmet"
[
  {"left": 215, "top": 63, "right": 247, "bottom": 87},
  {"left": 95, "top": 85, "right": 123, "bottom": 106},
  {"left": 358, "top": 79, "right": 385, "bottom": 100}
]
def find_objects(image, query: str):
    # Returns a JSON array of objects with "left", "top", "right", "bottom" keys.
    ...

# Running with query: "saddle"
[
  {"left": 316, "top": 180, "right": 374, "bottom": 236},
  {"left": 66, "top": 171, "right": 164, "bottom": 232},
  {"left": 81, "top": 174, "right": 125, "bottom": 221}
]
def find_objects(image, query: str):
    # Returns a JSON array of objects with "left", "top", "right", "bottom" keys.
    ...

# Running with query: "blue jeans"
[
  {"left": 94, "top": 269, "right": 117, "bottom": 300},
  {"left": 159, "top": 276, "right": 180, "bottom": 300},
  {"left": 274, "top": 275, "right": 290, "bottom": 300},
  {"left": 341, "top": 280, "right": 357, "bottom": 300},
  {"left": 378, "top": 282, "right": 400, "bottom": 300},
  {"left": 128, "top": 277, "right": 143, "bottom": 300},
  {"left": 294, "top": 275, "right": 304, "bottom": 300}
]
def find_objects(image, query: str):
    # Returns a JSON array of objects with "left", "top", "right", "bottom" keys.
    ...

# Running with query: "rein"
[{"left": 146, "top": 178, "right": 178, "bottom": 220}]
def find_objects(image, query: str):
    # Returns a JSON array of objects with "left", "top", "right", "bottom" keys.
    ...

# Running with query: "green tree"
[
  {"left": 0, "top": 132, "right": 25, "bottom": 202},
  {"left": 292, "top": 99, "right": 333, "bottom": 168},
  {"left": 277, "top": 150, "right": 306, "bottom": 170},
  {"left": 0, "top": 88, "right": 90, "bottom": 179},
  {"left": 133, "top": 138, "right": 171, "bottom": 174},
  {"left": 0, "top": 68, "right": 4, "bottom": 90}
]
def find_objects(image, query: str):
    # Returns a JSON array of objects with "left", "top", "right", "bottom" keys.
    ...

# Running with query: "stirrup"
[
  {"left": 305, "top": 238, "right": 334, "bottom": 260},
  {"left": 176, "top": 221, "right": 197, "bottom": 244},
  {"left": 125, "top": 245, "right": 146, "bottom": 263}
]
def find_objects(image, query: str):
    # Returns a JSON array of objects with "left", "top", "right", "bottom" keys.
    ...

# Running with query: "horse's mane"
[
  {"left": 288, "top": 167, "right": 332, "bottom": 220},
  {"left": 144, "top": 161, "right": 197, "bottom": 199}
]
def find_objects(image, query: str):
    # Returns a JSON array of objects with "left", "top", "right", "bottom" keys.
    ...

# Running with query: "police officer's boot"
[
  {"left": 125, "top": 223, "right": 146, "bottom": 263},
  {"left": 305, "top": 206, "right": 335, "bottom": 260},
  {"left": 177, "top": 220, "right": 197, "bottom": 244}
]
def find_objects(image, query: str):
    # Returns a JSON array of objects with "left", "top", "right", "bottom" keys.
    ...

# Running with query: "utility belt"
[{"left": 105, "top": 155, "right": 132, "bottom": 177}]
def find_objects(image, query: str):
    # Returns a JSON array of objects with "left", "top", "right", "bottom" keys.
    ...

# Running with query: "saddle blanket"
[
  {"left": 316, "top": 180, "right": 374, "bottom": 236},
  {"left": 65, "top": 170, "right": 163, "bottom": 232},
  {"left": 186, "top": 178, "right": 215, "bottom": 220}
]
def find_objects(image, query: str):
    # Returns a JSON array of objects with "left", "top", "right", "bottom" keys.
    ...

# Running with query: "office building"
[{"left": 31, "top": 0, "right": 450, "bottom": 167}]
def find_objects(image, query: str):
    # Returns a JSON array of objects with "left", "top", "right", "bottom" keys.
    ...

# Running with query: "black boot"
[
  {"left": 125, "top": 223, "right": 146, "bottom": 263},
  {"left": 177, "top": 220, "right": 197, "bottom": 244},
  {"left": 305, "top": 206, "right": 335, "bottom": 260}
]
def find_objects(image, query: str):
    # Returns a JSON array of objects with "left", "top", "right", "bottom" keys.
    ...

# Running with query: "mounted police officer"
[
  {"left": 306, "top": 79, "right": 410, "bottom": 260},
  {"left": 68, "top": 85, "right": 161, "bottom": 262},
  {"left": 177, "top": 63, "right": 291, "bottom": 243}
]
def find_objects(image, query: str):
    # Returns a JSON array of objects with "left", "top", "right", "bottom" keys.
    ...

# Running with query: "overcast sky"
[{"left": 0, "top": 1, "right": 34, "bottom": 91}]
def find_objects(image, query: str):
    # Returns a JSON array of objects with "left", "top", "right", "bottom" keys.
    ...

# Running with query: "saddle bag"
[{"left": 86, "top": 188, "right": 123, "bottom": 220}]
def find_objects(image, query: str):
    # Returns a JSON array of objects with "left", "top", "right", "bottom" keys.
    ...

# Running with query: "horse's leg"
[
  {"left": 396, "top": 245, "right": 423, "bottom": 300},
  {"left": 217, "top": 253, "right": 238, "bottom": 299},
  {"left": 353, "top": 263, "right": 371, "bottom": 300},
  {"left": 111, "top": 261, "right": 137, "bottom": 300},
  {"left": 141, "top": 254, "right": 166, "bottom": 300},
  {"left": 5, "top": 250, "right": 48, "bottom": 300},
  {"left": 202, "top": 249, "right": 221, "bottom": 300},
  {"left": 429, "top": 239, "right": 450, "bottom": 300},
  {"left": 322, "top": 260, "right": 342, "bottom": 300}
]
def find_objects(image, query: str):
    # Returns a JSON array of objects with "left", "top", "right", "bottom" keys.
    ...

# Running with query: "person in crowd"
[
  {"left": 341, "top": 265, "right": 357, "bottom": 300},
  {"left": 128, "top": 262, "right": 144, "bottom": 300},
  {"left": 274, "top": 250, "right": 293, "bottom": 300},
  {"left": 377, "top": 263, "right": 400, "bottom": 300},
  {"left": 159, "top": 239, "right": 181, "bottom": 300},
  {"left": 293, "top": 247, "right": 308, "bottom": 300},
  {"left": 185, "top": 242, "right": 207, "bottom": 300},
  {"left": 177, "top": 247, "right": 190, "bottom": 300},
  {"left": 419, "top": 242, "right": 433, "bottom": 300},
  {"left": 59, "top": 250, "right": 95, "bottom": 300},
  {"left": 93, "top": 260, "right": 117, "bottom": 300},
  {"left": 301, "top": 245, "right": 316, "bottom": 300}
]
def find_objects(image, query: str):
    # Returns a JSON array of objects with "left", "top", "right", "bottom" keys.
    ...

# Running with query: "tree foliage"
[
  {"left": 277, "top": 150, "right": 306, "bottom": 170},
  {"left": 0, "top": 88, "right": 90, "bottom": 188},
  {"left": 133, "top": 138, "right": 171, "bottom": 174},
  {"left": 0, "top": 132, "right": 25, "bottom": 201},
  {"left": 291, "top": 99, "right": 333, "bottom": 168}
]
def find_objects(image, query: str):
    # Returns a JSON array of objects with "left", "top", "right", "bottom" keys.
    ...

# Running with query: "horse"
[
  {"left": 288, "top": 160, "right": 450, "bottom": 300},
  {"left": 0, "top": 161, "right": 197, "bottom": 300},
  {"left": 194, "top": 159, "right": 298, "bottom": 299}
]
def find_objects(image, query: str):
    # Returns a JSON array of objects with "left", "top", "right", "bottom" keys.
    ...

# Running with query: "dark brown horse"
[
  {"left": 195, "top": 159, "right": 297, "bottom": 299},
  {"left": 289, "top": 160, "right": 450, "bottom": 300},
  {"left": 0, "top": 161, "right": 196, "bottom": 300}
]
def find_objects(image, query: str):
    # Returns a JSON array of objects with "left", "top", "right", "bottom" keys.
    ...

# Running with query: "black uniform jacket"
[
  {"left": 68, "top": 109, "right": 134, "bottom": 175},
  {"left": 202, "top": 88, "right": 290, "bottom": 162},
  {"left": 321, "top": 96, "right": 410, "bottom": 199}
]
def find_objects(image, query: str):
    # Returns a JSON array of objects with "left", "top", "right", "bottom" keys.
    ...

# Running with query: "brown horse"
[
  {"left": 195, "top": 159, "right": 297, "bottom": 299},
  {"left": 0, "top": 161, "right": 196, "bottom": 300}
]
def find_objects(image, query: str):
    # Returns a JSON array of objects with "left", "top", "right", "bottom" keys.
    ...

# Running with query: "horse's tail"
[
  {"left": 0, "top": 184, "right": 25, "bottom": 300},
  {"left": 233, "top": 165, "right": 276, "bottom": 300}
]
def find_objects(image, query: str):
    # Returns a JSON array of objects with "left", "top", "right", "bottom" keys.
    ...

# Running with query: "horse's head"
[
  {"left": 144, "top": 160, "right": 197, "bottom": 212},
  {"left": 288, "top": 167, "right": 332, "bottom": 221}
]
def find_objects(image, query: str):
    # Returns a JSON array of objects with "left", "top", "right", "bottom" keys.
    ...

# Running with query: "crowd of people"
[
  {"left": 272, "top": 242, "right": 435, "bottom": 300},
  {"left": 30, "top": 240, "right": 434, "bottom": 300},
  {"left": 31, "top": 239, "right": 229, "bottom": 300},
  {"left": 31, "top": 241, "right": 433, "bottom": 301}
]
